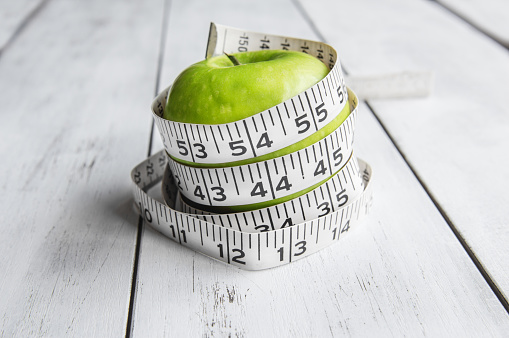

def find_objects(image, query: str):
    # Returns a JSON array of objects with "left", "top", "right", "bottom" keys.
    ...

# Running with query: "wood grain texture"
[
  {"left": 436, "top": 0, "right": 509, "bottom": 47},
  {"left": 0, "top": 0, "right": 162, "bottom": 335},
  {"left": 299, "top": 0, "right": 509, "bottom": 303},
  {"left": 132, "top": 0, "right": 509, "bottom": 336},
  {"left": 0, "top": 0, "right": 44, "bottom": 53}
]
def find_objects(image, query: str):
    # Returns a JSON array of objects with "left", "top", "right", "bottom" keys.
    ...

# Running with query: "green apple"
[
  {"left": 164, "top": 50, "right": 350, "bottom": 168},
  {"left": 164, "top": 49, "right": 350, "bottom": 213},
  {"left": 164, "top": 50, "right": 329, "bottom": 124}
]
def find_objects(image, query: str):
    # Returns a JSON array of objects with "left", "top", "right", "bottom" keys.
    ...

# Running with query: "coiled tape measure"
[{"left": 131, "top": 23, "right": 374, "bottom": 270}]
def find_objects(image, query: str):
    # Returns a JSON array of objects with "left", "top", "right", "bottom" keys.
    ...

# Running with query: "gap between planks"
[
  {"left": 431, "top": 0, "right": 508, "bottom": 50},
  {"left": 125, "top": 0, "right": 172, "bottom": 337},
  {"left": 292, "top": 0, "right": 509, "bottom": 314},
  {"left": 0, "top": 0, "right": 51, "bottom": 57}
]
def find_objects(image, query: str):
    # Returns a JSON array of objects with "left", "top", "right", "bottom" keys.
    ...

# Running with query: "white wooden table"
[{"left": 1, "top": 0, "right": 508, "bottom": 336}]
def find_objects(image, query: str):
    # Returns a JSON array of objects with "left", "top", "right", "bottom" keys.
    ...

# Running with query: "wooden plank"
[
  {"left": 436, "top": 0, "right": 509, "bottom": 47},
  {"left": 299, "top": 0, "right": 509, "bottom": 305},
  {"left": 0, "top": 0, "right": 45, "bottom": 53},
  {"left": 131, "top": 0, "right": 509, "bottom": 335},
  {"left": 0, "top": 0, "right": 163, "bottom": 335}
]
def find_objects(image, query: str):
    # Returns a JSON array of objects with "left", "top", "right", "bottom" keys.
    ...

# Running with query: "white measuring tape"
[
  {"left": 163, "top": 90, "right": 358, "bottom": 209},
  {"left": 131, "top": 23, "right": 374, "bottom": 270}
]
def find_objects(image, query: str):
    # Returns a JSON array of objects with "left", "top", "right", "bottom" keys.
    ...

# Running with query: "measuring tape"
[
  {"left": 165, "top": 91, "right": 358, "bottom": 210},
  {"left": 131, "top": 23, "right": 374, "bottom": 270}
]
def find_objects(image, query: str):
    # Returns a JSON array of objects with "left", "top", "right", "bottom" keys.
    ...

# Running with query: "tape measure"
[
  {"left": 163, "top": 89, "right": 358, "bottom": 209},
  {"left": 131, "top": 23, "right": 374, "bottom": 270}
]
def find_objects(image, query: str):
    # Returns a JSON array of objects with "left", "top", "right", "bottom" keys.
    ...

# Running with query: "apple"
[
  {"left": 163, "top": 49, "right": 350, "bottom": 212},
  {"left": 164, "top": 50, "right": 329, "bottom": 124},
  {"left": 164, "top": 50, "right": 351, "bottom": 167}
]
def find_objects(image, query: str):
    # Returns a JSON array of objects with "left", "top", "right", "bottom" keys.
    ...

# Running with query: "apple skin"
[{"left": 163, "top": 50, "right": 330, "bottom": 124}]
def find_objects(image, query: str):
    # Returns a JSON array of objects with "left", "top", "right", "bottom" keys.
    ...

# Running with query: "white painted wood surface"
[
  {"left": 0, "top": 0, "right": 44, "bottom": 53},
  {"left": 299, "top": 0, "right": 509, "bottom": 303},
  {"left": 131, "top": 0, "right": 509, "bottom": 336},
  {"left": 0, "top": 0, "right": 162, "bottom": 335},
  {"left": 1, "top": 0, "right": 508, "bottom": 336},
  {"left": 436, "top": 0, "right": 509, "bottom": 47}
]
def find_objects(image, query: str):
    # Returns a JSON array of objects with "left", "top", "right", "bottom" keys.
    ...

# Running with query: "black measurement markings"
[
  {"left": 325, "top": 135, "right": 335, "bottom": 172},
  {"left": 182, "top": 125, "right": 196, "bottom": 163},
  {"left": 281, "top": 156, "right": 289, "bottom": 176},
  {"left": 215, "top": 169, "right": 221, "bottom": 186},
  {"left": 199, "top": 169, "right": 213, "bottom": 206},
  {"left": 283, "top": 102, "right": 291, "bottom": 119},
  {"left": 242, "top": 120, "right": 257, "bottom": 158},
  {"left": 183, "top": 165, "right": 191, "bottom": 183},
  {"left": 222, "top": 168, "right": 228, "bottom": 184},
  {"left": 155, "top": 201, "right": 161, "bottom": 225},
  {"left": 346, "top": 164, "right": 355, "bottom": 191},
  {"left": 225, "top": 124, "right": 233, "bottom": 141},
  {"left": 297, "top": 152, "right": 305, "bottom": 178},
  {"left": 264, "top": 161, "right": 277, "bottom": 200},
  {"left": 272, "top": 158, "right": 279, "bottom": 176},
  {"left": 267, "top": 109, "right": 275, "bottom": 126},
  {"left": 326, "top": 75, "right": 335, "bottom": 106},
  {"left": 189, "top": 124, "right": 196, "bottom": 141},
  {"left": 163, "top": 202, "right": 168, "bottom": 223},
  {"left": 297, "top": 198, "right": 306, "bottom": 222},
  {"left": 288, "top": 227, "right": 293, "bottom": 262},
  {"left": 172, "top": 123, "right": 180, "bottom": 147},
  {"left": 161, "top": 120, "right": 172, "bottom": 148},
  {"left": 234, "top": 214, "right": 242, "bottom": 231},
  {"left": 324, "top": 175, "right": 337, "bottom": 213},
  {"left": 354, "top": 196, "right": 361, "bottom": 220},
  {"left": 257, "top": 233, "right": 261, "bottom": 260},
  {"left": 321, "top": 79, "right": 328, "bottom": 98},
  {"left": 251, "top": 115, "right": 259, "bottom": 133},
  {"left": 311, "top": 87, "right": 317, "bottom": 104},
  {"left": 210, "top": 125, "right": 220, "bottom": 154},
  {"left": 230, "top": 167, "right": 240, "bottom": 195},
  {"left": 266, "top": 209, "right": 275, "bottom": 231},
  {"left": 315, "top": 218, "right": 321, "bottom": 244},
  {"left": 178, "top": 164, "right": 189, "bottom": 190},
  {"left": 226, "top": 214, "right": 233, "bottom": 229},
  {"left": 216, "top": 124, "right": 224, "bottom": 142},
  {"left": 217, "top": 216, "right": 225, "bottom": 232},
  {"left": 199, "top": 221, "right": 204, "bottom": 246},
  {"left": 260, "top": 113, "right": 268, "bottom": 131},
  {"left": 238, "top": 165, "right": 245, "bottom": 183},
  {"left": 207, "top": 170, "right": 215, "bottom": 186},
  {"left": 290, "top": 98, "right": 299, "bottom": 118},
  {"left": 225, "top": 229, "right": 231, "bottom": 264},
  {"left": 247, "top": 165, "right": 254, "bottom": 184},
  {"left": 200, "top": 124, "right": 206, "bottom": 143},
  {"left": 275, "top": 107, "right": 287, "bottom": 135},
  {"left": 234, "top": 123, "right": 242, "bottom": 138}
]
